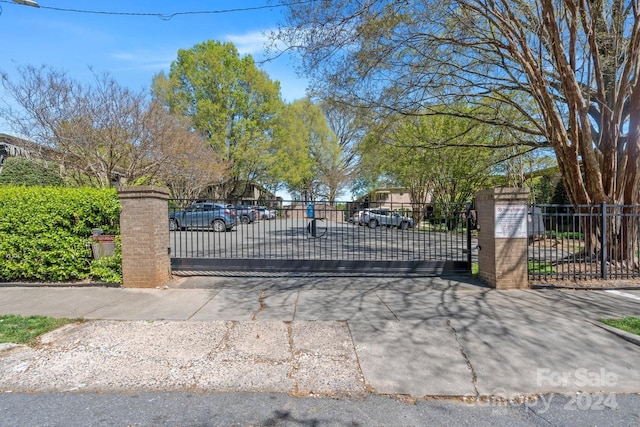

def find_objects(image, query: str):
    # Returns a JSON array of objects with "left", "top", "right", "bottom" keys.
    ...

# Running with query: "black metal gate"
[{"left": 169, "top": 200, "right": 475, "bottom": 275}]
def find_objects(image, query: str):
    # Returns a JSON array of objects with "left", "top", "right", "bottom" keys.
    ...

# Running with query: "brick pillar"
[
  {"left": 118, "top": 186, "right": 171, "bottom": 288},
  {"left": 475, "top": 187, "right": 530, "bottom": 289}
]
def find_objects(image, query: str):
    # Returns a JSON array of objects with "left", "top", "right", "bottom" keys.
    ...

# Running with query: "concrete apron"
[{"left": 0, "top": 280, "right": 639, "bottom": 398}]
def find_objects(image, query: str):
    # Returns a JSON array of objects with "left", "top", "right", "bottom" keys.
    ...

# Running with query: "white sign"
[{"left": 495, "top": 205, "right": 527, "bottom": 238}]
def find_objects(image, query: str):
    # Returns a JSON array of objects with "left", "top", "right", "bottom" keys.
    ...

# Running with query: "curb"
[
  {"left": 587, "top": 319, "right": 640, "bottom": 347},
  {"left": 0, "top": 282, "right": 120, "bottom": 288},
  {"left": 532, "top": 284, "right": 640, "bottom": 291}
]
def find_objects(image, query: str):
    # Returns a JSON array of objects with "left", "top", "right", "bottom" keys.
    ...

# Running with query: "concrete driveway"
[{"left": 0, "top": 275, "right": 639, "bottom": 400}]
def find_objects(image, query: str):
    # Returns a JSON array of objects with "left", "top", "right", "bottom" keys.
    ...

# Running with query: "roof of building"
[{"left": 0, "top": 133, "right": 59, "bottom": 161}]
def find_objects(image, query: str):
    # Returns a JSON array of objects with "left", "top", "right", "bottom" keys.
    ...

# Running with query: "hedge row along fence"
[{"left": 0, "top": 186, "right": 121, "bottom": 282}]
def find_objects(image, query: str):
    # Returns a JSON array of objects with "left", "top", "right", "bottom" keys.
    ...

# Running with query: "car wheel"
[
  {"left": 401, "top": 221, "right": 409, "bottom": 230},
  {"left": 169, "top": 218, "right": 179, "bottom": 231},
  {"left": 368, "top": 220, "right": 378, "bottom": 229},
  {"left": 240, "top": 215, "right": 250, "bottom": 224},
  {"left": 212, "top": 219, "right": 226, "bottom": 232}
]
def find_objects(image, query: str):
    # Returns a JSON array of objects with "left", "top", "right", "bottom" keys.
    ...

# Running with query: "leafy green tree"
[
  {"left": 152, "top": 41, "right": 285, "bottom": 199},
  {"left": 0, "top": 157, "right": 64, "bottom": 187},
  {"left": 291, "top": 99, "right": 341, "bottom": 202},
  {"left": 269, "top": 98, "right": 341, "bottom": 202},
  {"left": 360, "top": 111, "right": 502, "bottom": 219},
  {"left": 531, "top": 175, "right": 554, "bottom": 205},
  {"left": 265, "top": 102, "right": 314, "bottom": 197}
]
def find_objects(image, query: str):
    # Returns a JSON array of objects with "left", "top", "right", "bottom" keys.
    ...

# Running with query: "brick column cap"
[{"left": 118, "top": 186, "right": 170, "bottom": 201}]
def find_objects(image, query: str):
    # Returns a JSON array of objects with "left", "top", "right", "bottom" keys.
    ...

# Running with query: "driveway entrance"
[{"left": 169, "top": 201, "right": 476, "bottom": 275}]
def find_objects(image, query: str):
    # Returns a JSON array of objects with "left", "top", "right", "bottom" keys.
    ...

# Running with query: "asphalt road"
[{"left": 1, "top": 391, "right": 639, "bottom": 427}]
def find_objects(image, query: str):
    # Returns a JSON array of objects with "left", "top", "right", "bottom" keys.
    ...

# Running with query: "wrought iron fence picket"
[{"left": 528, "top": 204, "right": 640, "bottom": 281}]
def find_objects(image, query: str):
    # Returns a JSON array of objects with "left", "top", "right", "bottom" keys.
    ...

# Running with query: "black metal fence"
[
  {"left": 169, "top": 200, "right": 475, "bottom": 275},
  {"left": 528, "top": 204, "right": 640, "bottom": 281}
]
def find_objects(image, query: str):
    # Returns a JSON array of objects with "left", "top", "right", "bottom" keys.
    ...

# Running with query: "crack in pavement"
[
  {"left": 217, "top": 321, "right": 236, "bottom": 353},
  {"left": 251, "top": 290, "right": 268, "bottom": 321},
  {"left": 285, "top": 321, "right": 300, "bottom": 396},
  {"left": 447, "top": 319, "right": 479, "bottom": 399},
  {"left": 187, "top": 289, "right": 221, "bottom": 320},
  {"left": 291, "top": 290, "right": 300, "bottom": 321},
  {"left": 374, "top": 292, "right": 399, "bottom": 320}
]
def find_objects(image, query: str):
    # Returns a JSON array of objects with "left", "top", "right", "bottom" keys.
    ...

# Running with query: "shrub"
[
  {"left": 0, "top": 157, "right": 65, "bottom": 187},
  {"left": 0, "top": 186, "right": 120, "bottom": 282}
]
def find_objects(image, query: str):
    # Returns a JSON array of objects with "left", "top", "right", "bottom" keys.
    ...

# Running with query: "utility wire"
[{"left": 0, "top": 0, "right": 313, "bottom": 20}]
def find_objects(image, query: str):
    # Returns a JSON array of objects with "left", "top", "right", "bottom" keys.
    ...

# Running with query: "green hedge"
[
  {"left": 0, "top": 186, "right": 120, "bottom": 282},
  {"left": 0, "top": 157, "right": 65, "bottom": 187}
]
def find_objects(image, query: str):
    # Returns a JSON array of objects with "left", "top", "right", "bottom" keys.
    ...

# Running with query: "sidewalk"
[{"left": 0, "top": 275, "right": 639, "bottom": 399}]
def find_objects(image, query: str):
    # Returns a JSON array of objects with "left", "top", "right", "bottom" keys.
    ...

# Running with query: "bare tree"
[
  {"left": 1, "top": 65, "right": 223, "bottom": 189},
  {"left": 157, "top": 122, "right": 229, "bottom": 202},
  {"left": 275, "top": 0, "right": 640, "bottom": 264}
]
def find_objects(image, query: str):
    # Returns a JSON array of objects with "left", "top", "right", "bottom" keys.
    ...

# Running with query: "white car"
[
  {"left": 256, "top": 206, "right": 276, "bottom": 219},
  {"left": 349, "top": 210, "right": 364, "bottom": 225},
  {"left": 360, "top": 208, "right": 414, "bottom": 229}
]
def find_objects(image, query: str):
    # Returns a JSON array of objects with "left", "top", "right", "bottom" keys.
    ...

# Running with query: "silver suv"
[{"left": 360, "top": 209, "right": 415, "bottom": 230}]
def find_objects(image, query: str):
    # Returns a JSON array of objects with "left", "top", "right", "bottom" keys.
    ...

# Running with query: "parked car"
[
  {"left": 234, "top": 205, "right": 258, "bottom": 224},
  {"left": 169, "top": 202, "right": 237, "bottom": 232},
  {"left": 358, "top": 209, "right": 372, "bottom": 226},
  {"left": 349, "top": 210, "right": 364, "bottom": 225},
  {"left": 360, "top": 209, "right": 414, "bottom": 229},
  {"left": 255, "top": 206, "right": 276, "bottom": 220}
]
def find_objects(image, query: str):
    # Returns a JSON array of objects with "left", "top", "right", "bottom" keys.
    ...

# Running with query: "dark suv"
[{"left": 169, "top": 202, "right": 237, "bottom": 232}]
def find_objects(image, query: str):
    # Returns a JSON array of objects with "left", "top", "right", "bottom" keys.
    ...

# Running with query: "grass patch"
[
  {"left": 548, "top": 231, "right": 585, "bottom": 240},
  {"left": 599, "top": 317, "right": 640, "bottom": 336},
  {"left": 0, "top": 315, "right": 81, "bottom": 345},
  {"left": 418, "top": 222, "right": 449, "bottom": 232},
  {"left": 528, "top": 261, "right": 556, "bottom": 273},
  {"left": 471, "top": 263, "right": 479, "bottom": 277}
]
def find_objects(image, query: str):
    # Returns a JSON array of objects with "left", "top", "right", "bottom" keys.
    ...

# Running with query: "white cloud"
[
  {"left": 110, "top": 50, "right": 174, "bottom": 71},
  {"left": 224, "top": 30, "right": 270, "bottom": 55}
]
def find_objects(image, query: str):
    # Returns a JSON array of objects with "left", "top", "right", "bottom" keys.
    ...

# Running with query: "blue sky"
[{"left": 0, "top": 0, "right": 308, "bottom": 103}]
